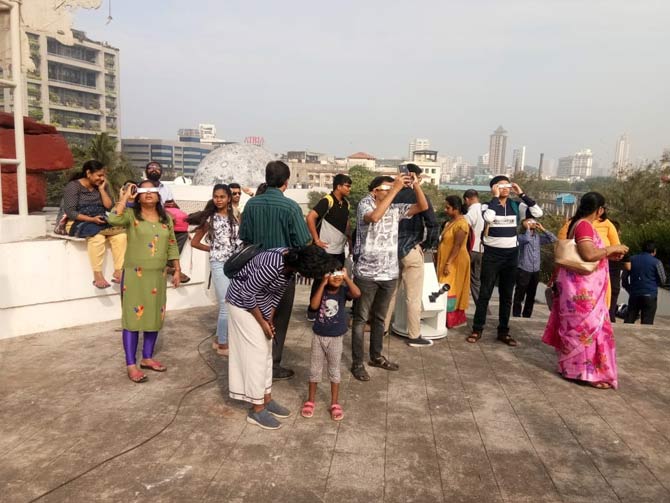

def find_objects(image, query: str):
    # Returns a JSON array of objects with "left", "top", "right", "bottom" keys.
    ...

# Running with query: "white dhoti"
[{"left": 227, "top": 303, "right": 273, "bottom": 405}]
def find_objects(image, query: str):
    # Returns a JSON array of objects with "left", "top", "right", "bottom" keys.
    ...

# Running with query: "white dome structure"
[{"left": 193, "top": 143, "right": 276, "bottom": 187}]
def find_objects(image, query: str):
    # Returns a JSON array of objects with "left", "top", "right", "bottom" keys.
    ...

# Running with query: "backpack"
[
  {"left": 223, "top": 243, "right": 261, "bottom": 278},
  {"left": 317, "top": 194, "right": 349, "bottom": 231}
]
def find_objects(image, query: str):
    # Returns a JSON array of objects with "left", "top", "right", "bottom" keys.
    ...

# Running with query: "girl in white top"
[{"left": 191, "top": 184, "right": 241, "bottom": 356}]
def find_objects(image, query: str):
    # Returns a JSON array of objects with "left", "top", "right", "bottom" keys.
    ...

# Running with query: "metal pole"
[{"left": 10, "top": 0, "right": 28, "bottom": 215}]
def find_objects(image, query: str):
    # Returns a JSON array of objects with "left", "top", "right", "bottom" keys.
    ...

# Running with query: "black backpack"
[{"left": 223, "top": 243, "right": 262, "bottom": 278}]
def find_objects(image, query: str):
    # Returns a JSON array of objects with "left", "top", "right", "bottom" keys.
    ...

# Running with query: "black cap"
[{"left": 489, "top": 175, "right": 510, "bottom": 188}]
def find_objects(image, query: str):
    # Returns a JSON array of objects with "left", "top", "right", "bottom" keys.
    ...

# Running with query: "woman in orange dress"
[{"left": 437, "top": 195, "right": 471, "bottom": 328}]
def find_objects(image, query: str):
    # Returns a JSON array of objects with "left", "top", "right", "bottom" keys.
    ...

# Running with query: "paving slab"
[{"left": 2, "top": 286, "right": 670, "bottom": 502}]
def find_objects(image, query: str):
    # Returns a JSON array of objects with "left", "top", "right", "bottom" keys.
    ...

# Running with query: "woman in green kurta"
[{"left": 109, "top": 180, "right": 181, "bottom": 383}]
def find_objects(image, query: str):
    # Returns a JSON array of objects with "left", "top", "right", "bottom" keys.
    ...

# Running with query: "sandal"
[
  {"left": 140, "top": 359, "right": 167, "bottom": 372},
  {"left": 466, "top": 332, "right": 482, "bottom": 343},
  {"left": 211, "top": 341, "right": 229, "bottom": 356},
  {"left": 128, "top": 369, "right": 147, "bottom": 383},
  {"left": 591, "top": 382, "right": 612, "bottom": 389},
  {"left": 330, "top": 403, "right": 344, "bottom": 421},
  {"left": 497, "top": 334, "right": 518, "bottom": 347},
  {"left": 92, "top": 279, "right": 111, "bottom": 289},
  {"left": 351, "top": 365, "right": 370, "bottom": 381},
  {"left": 301, "top": 401, "right": 315, "bottom": 418},
  {"left": 368, "top": 356, "right": 399, "bottom": 371}
]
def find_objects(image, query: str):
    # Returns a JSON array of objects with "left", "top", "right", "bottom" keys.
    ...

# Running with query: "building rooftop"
[
  {"left": 347, "top": 152, "right": 376, "bottom": 160},
  {"left": 2, "top": 287, "right": 670, "bottom": 502}
]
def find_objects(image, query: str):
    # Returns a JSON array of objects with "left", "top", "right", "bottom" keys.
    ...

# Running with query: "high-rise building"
[
  {"left": 612, "top": 134, "right": 630, "bottom": 179},
  {"left": 409, "top": 138, "right": 430, "bottom": 160},
  {"left": 1, "top": 29, "right": 121, "bottom": 146},
  {"left": 488, "top": 126, "right": 507, "bottom": 173},
  {"left": 477, "top": 152, "right": 490, "bottom": 172},
  {"left": 557, "top": 149, "right": 593, "bottom": 180},
  {"left": 512, "top": 146, "right": 526, "bottom": 174}
]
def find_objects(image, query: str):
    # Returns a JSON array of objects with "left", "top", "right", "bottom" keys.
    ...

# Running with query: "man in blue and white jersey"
[{"left": 467, "top": 175, "right": 542, "bottom": 346}]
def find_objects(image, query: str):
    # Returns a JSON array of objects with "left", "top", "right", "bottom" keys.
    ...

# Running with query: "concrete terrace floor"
[{"left": 2, "top": 286, "right": 670, "bottom": 503}]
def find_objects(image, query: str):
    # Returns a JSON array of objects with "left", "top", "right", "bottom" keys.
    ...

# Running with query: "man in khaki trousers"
[{"left": 384, "top": 164, "right": 439, "bottom": 347}]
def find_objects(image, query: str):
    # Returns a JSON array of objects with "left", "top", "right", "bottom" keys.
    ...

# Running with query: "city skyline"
[{"left": 74, "top": 1, "right": 669, "bottom": 167}]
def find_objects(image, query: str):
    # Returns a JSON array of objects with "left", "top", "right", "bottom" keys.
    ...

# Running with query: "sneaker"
[
  {"left": 306, "top": 311, "right": 316, "bottom": 322},
  {"left": 265, "top": 399, "right": 290, "bottom": 418},
  {"left": 272, "top": 367, "right": 295, "bottom": 381},
  {"left": 246, "top": 409, "right": 282, "bottom": 430},
  {"left": 407, "top": 337, "right": 434, "bottom": 347}
]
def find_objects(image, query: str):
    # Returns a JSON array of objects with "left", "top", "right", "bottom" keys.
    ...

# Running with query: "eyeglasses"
[
  {"left": 137, "top": 187, "right": 160, "bottom": 194},
  {"left": 231, "top": 191, "right": 241, "bottom": 195}
]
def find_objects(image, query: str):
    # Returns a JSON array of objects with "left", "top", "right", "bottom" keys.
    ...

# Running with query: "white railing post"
[{"left": 9, "top": 0, "right": 27, "bottom": 215}]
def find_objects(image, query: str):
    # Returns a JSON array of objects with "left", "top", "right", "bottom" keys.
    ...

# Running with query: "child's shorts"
[{"left": 309, "top": 333, "right": 344, "bottom": 383}]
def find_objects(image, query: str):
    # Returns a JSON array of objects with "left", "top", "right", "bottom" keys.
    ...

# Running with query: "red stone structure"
[{"left": 0, "top": 112, "right": 73, "bottom": 213}]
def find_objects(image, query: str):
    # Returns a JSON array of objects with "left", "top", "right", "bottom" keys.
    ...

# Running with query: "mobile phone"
[
  {"left": 124, "top": 183, "right": 137, "bottom": 196},
  {"left": 399, "top": 165, "right": 409, "bottom": 174}
]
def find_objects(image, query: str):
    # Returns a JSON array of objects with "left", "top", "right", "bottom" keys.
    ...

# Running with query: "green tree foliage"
[
  {"left": 346, "top": 165, "right": 378, "bottom": 228},
  {"left": 46, "top": 133, "right": 137, "bottom": 205}
]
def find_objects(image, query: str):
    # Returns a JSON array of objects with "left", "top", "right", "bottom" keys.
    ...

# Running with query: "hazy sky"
[{"left": 75, "top": 1, "right": 669, "bottom": 169}]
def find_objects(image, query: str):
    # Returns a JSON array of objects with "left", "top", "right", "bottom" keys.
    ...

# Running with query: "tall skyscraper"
[
  {"left": 488, "top": 126, "right": 507, "bottom": 173},
  {"left": 612, "top": 134, "right": 630, "bottom": 179},
  {"left": 408, "top": 138, "right": 430, "bottom": 160},
  {"left": 512, "top": 146, "right": 526, "bottom": 174}
]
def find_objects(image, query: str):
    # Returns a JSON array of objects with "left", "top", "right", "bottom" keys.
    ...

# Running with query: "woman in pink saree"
[{"left": 543, "top": 192, "right": 628, "bottom": 389}]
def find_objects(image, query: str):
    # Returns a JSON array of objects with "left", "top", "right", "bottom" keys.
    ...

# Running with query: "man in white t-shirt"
[
  {"left": 464, "top": 189, "right": 485, "bottom": 303},
  {"left": 350, "top": 174, "right": 428, "bottom": 382}
]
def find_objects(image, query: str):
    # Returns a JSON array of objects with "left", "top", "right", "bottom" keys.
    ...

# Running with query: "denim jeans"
[
  {"left": 351, "top": 276, "right": 396, "bottom": 366},
  {"left": 210, "top": 261, "right": 231, "bottom": 345}
]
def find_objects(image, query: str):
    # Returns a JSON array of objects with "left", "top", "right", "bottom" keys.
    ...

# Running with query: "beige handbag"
[{"left": 554, "top": 222, "right": 599, "bottom": 274}]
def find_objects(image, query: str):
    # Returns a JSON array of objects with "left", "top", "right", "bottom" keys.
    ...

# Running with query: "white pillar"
[{"left": 9, "top": 0, "right": 27, "bottom": 215}]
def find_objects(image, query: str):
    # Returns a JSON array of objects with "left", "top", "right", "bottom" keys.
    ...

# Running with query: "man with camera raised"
[{"left": 467, "top": 175, "right": 543, "bottom": 346}]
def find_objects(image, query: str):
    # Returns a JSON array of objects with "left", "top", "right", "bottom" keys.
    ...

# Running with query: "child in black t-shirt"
[{"left": 301, "top": 268, "right": 360, "bottom": 421}]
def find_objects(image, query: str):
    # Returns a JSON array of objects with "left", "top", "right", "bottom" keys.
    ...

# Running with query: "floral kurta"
[
  {"left": 542, "top": 220, "right": 618, "bottom": 388},
  {"left": 107, "top": 211, "right": 180, "bottom": 331}
]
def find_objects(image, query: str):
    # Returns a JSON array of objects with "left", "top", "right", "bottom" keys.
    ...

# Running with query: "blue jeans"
[{"left": 210, "top": 261, "right": 231, "bottom": 345}]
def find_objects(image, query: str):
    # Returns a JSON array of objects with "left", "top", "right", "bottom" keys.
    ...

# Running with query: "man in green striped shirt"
[{"left": 239, "top": 161, "right": 311, "bottom": 380}]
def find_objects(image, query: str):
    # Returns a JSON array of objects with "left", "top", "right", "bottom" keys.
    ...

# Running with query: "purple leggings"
[{"left": 122, "top": 329, "right": 158, "bottom": 366}]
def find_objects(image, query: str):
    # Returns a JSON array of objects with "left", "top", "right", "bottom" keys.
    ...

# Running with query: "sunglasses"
[
  {"left": 137, "top": 187, "right": 160, "bottom": 194},
  {"left": 231, "top": 191, "right": 241, "bottom": 195}
]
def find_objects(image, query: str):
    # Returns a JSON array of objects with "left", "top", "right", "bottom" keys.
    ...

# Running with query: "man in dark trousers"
[
  {"left": 468, "top": 175, "right": 543, "bottom": 346},
  {"left": 305, "top": 173, "right": 352, "bottom": 321},
  {"left": 623, "top": 240, "right": 666, "bottom": 325},
  {"left": 239, "top": 161, "right": 311, "bottom": 380}
]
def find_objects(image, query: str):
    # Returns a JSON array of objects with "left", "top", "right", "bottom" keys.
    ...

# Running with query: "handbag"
[
  {"left": 223, "top": 243, "right": 261, "bottom": 278},
  {"left": 553, "top": 239, "right": 598, "bottom": 274}
]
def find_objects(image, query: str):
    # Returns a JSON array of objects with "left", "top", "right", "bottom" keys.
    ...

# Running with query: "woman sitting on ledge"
[
  {"left": 108, "top": 180, "right": 181, "bottom": 383},
  {"left": 62, "top": 160, "right": 127, "bottom": 289}
]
